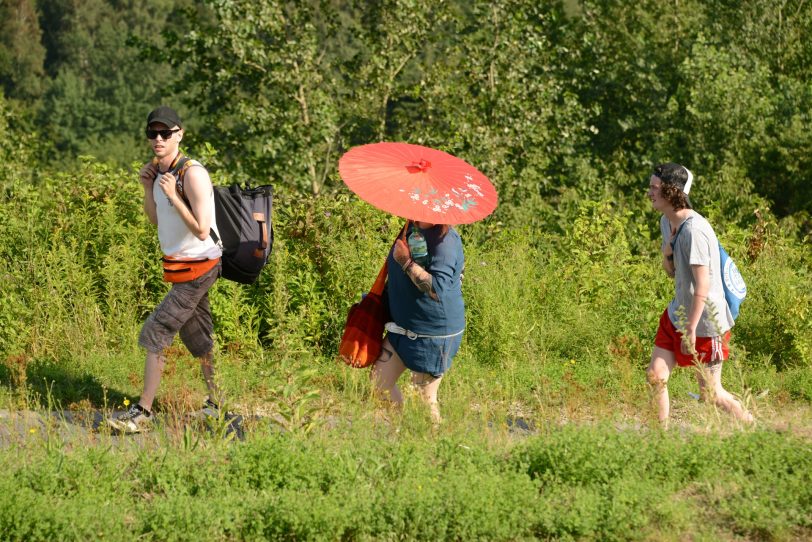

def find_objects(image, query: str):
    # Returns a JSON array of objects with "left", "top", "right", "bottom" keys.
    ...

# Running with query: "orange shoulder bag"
[{"left": 338, "top": 260, "right": 389, "bottom": 368}]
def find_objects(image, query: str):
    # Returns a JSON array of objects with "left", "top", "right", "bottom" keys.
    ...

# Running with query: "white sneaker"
[{"left": 107, "top": 404, "right": 153, "bottom": 434}]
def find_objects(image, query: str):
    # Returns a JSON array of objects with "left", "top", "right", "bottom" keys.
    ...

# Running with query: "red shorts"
[{"left": 654, "top": 310, "right": 730, "bottom": 367}]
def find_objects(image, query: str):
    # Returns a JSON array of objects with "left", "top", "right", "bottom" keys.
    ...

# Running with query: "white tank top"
[{"left": 153, "top": 160, "right": 222, "bottom": 259}]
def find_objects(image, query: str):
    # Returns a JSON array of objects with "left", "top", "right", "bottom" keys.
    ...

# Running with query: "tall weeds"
[{"left": 0, "top": 159, "right": 809, "bottom": 413}]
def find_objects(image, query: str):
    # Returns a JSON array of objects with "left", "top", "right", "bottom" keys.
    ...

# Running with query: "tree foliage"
[
  {"left": 572, "top": 0, "right": 812, "bottom": 219},
  {"left": 36, "top": 0, "right": 188, "bottom": 162},
  {"left": 155, "top": 0, "right": 348, "bottom": 194},
  {"left": 0, "top": 0, "right": 808, "bottom": 224},
  {"left": 0, "top": 0, "right": 46, "bottom": 101}
]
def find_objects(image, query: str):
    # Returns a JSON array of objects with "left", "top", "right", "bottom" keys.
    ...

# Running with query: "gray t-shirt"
[{"left": 660, "top": 213, "right": 734, "bottom": 336}]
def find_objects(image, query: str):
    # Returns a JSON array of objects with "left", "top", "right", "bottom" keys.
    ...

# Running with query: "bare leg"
[
  {"left": 370, "top": 338, "right": 407, "bottom": 406},
  {"left": 411, "top": 372, "right": 443, "bottom": 424},
  {"left": 199, "top": 350, "right": 220, "bottom": 404},
  {"left": 647, "top": 347, "right": 677, "bottom": 428},
  {"left": 696, "top": 363, "right": 754, "bottom": 423},
  {"left": 139, "top": 350, "right": 166, "bottom": 412}
]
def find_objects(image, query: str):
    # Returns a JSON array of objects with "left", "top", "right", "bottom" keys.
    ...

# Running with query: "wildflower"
[
  {"left": 29, "top": 427, "right": 37, "bottom": 434},
  {"left": 123, "top": 398, "right": 130, "bottom": 407}
]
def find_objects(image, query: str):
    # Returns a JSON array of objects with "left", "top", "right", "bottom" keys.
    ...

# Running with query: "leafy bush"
[
  {"left": 1, "top": 426, "right": 809, "bottom": 541},
  {"left": 1, "top": 157, "right": 810, "bottom": 412},
  {"left": 732, "top": 216, "right": 812, "bottom": 369}
]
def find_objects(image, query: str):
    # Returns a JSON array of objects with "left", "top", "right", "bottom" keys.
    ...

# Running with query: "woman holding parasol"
[{"left": 339, "top": 143, "right": 497, "bottom": 422}]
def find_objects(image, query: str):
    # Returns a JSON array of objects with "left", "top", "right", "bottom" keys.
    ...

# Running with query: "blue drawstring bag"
[{"left": 719, "top": 242, "right": 746, "bottom": 319}]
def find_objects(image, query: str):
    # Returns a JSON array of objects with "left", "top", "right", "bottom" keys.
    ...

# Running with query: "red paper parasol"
[{"left": 338, "top": 142, "right": 498, "bottom": 224}]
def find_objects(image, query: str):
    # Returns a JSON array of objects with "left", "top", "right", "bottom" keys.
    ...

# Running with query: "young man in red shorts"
[{"left": 646, "top": 163, "right": 753, "bottom": 428}]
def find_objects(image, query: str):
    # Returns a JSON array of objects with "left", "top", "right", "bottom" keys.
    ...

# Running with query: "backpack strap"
[
  {"left": 171, "top": 156, "right": 192, "bottom": 201},
  {"left": 670, "top": 216, "right": 692, "bottom": 252},
  {"left": 174, "top": 157, "right": 220, "bottom": 246},
  {"left": 151, "top": 152, "right": 191, "bottom": 201}
]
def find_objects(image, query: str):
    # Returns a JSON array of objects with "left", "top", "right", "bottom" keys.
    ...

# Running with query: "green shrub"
[
  {"left": 2, "top": 426, "right": 809, "bottom": 540},
  {"left": 732, "top": 217, "right": 812, "bottom": 370}
]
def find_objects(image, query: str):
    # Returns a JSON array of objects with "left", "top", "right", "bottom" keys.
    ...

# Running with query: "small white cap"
[{"left": 683, "top": 167, "right": 693, "bottom": 194}]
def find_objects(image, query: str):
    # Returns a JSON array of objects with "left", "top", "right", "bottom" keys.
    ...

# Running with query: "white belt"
[{"left": 385, "top": 322, "right": 464, "bottom": 340}]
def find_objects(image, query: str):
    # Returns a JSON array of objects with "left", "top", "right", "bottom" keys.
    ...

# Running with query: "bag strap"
[
  {"left": 370, "top": 222, "right": 411, "bottom": 296},
  {"left": 174, "top": 156, "right": 221, "bottom": 246},
  {"left": 151, "top": 152, "right": 187, "bottom": 174},
  {"left": 171, "top": 156, "right": 192, "bottom": 199},
  {"left": 670, "top": 216, "right": 693, "bottom": 251},
  {"left": 370, "top": 260, "right": 388, "bottom": 296}
]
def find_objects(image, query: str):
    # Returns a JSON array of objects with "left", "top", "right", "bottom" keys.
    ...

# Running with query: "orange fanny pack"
[{"left": 162, "top": 257, "right": 220, "bottom": 283}]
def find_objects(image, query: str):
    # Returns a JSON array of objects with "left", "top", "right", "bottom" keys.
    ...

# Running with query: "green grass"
[{"left": 1, "top": 417, "right": 811, "bottom": 541}]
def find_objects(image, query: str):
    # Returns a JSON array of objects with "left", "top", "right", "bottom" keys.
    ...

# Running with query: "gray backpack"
[{"left": 174, "top": 157, "right": 274, "bottom": 284}]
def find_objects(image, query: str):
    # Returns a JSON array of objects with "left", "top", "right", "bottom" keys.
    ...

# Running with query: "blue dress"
[{"left": 386, "top": 225, "right": 465, "bottom": 377}]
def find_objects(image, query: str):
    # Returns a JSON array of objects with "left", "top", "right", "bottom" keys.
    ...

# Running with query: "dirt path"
[
  {"left": 2, "top": 399, "right": 809, "bottom": 449},
  {"left": 0, "top": 408, "right": 246, "bottom": 447}
]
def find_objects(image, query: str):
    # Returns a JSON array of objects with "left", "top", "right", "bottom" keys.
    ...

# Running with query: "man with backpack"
[
  {"left": 107, "top": 106, "right": 224, "bottom": 433},
  {"left": 645, "top": 162, "right": 753, "bottom": 428}
]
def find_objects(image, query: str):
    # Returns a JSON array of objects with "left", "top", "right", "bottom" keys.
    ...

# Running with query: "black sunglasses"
[{"left": 145, "top": 128, "right": 180, "bottom": 140}]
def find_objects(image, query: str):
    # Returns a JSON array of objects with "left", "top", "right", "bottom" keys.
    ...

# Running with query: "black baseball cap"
[{"left": 146, "top": 106, "right": 183, "bottom": 129}]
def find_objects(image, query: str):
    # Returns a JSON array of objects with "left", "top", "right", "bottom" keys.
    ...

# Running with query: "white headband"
[{"left": 683, "top": 167, "right": 693, "bottom": 194}]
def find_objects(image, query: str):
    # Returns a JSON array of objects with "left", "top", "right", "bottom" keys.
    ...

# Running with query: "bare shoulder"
[{"left": 183, "top": 162, "right": 212, "bottom": 196}]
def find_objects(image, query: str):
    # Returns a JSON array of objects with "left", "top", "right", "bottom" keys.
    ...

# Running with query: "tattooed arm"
[
  {"left": 393, "top": 238, "right": 439, "bottom": 301},
  {"left": 403, "top": 259, "right": 439, "bottom": 300}
]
